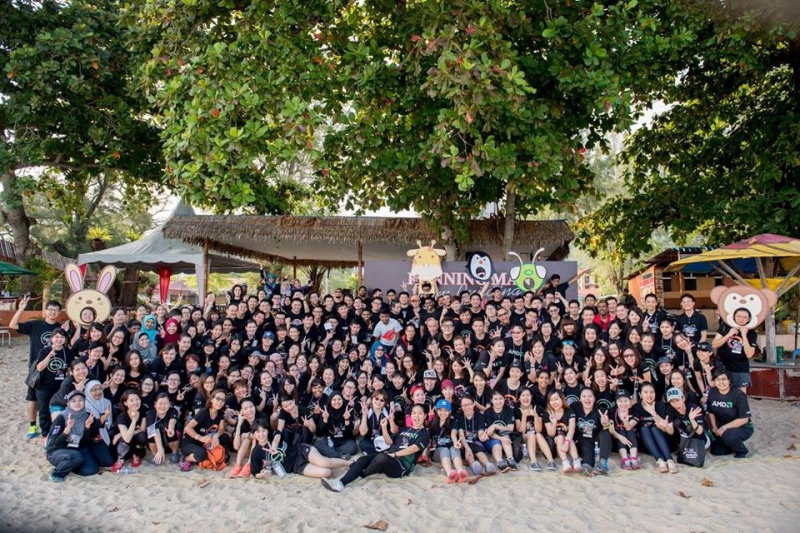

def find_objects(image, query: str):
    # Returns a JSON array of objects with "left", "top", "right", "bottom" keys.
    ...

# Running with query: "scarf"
[
  {"left": 163, "top": 318, "right": 181, "bottom": 345},
  {"left": 64, "top": 401, "right": 90, "bottom": 445},
  {"left": 141, "top": 315, "right": 158, "bottom": 344},
  {"left": 84, "top": 380, "right": 112, "bottom": 444}
]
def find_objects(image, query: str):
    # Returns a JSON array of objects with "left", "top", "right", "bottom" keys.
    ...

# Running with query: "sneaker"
[
  {"left": 111, "top": 459, "right": 125, "bottom": 474},
  {"left": 470, "top": 461, "right": 484, "bottom": 476},
  {"left": 596, "top": 459, "right": 609, "bottom": 475},
  {"left": 507, "top": 458, "right": 519, "bottom": 471},
  {"left": 321, "top": 477, "right": 344, "bottom": 492},
  {"left": 27, "top": 425, "right": 38, "bottom": 440},
  {"left": 546, "top": 460, "right": 557, "bottom": 471},
  {"left": 447, "top": 469, "right": 458, "bottom": 484},
  {"left": 342, "top": 454, "right": 351, "bottom": 461},
  {"left": 49, "top": 471, "right": 66, "bottom": 483},
  {"left": 621, "top": 457, "right": 632, "bottom": 471},
  {"left": 530, "top": 461, "right": 543, "bottom": 472},
  {"left": 131, "top": 455, "right": 142, "bottom": 468},
  {"left": 170, "top": 452, "right": 181, "bottom": 464},
  {"left": 458, "top": 468, "right": 469, "bottom": 483},
  {"left": 572, "top": 458, "right": 582, "bottom": 472},
  {"left": 581, "top": 464, "right": 595, "bottom": 477},
  {"left": 238, "top": 463, "right": 251, "bottom": 478},
  {"left": 734, "top": 452, "right": 748, "bottom": 459},
  {"left": 562, "top": 460, "right": 572, "bottom": 474},
  {"left": 667, "top": 460, "right": 678, "bottom": 474},
  {"left": 497, "top": 459, "right": 509, "bottom": 473},
  {"left": 657, "top": 459, "right": 668, "bottom": 473},
  {"left": 179, "top": 460, "right": 192, "bottom": 472},
  {"left": 228, "top": 464, "right": 243, "bottom": 478},
  {"left": 629, "top": 457, "right": 641, "bottom": 470},
  {"left": 485, "top": 463, "right": 498, "bottom": 476}
]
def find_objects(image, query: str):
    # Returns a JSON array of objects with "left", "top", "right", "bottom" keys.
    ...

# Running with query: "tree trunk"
[
  {"left": 0, "top": 172, "right": 36, "bottom": 294},
  {"left": 440, "top": 225, "right": 457, "bottom": 261},
  {"left": 503, "top": 182, "right": 517, "bottom": 260},
  {"left": 119, "top": 266, "right": 139, "bottom": 307}
]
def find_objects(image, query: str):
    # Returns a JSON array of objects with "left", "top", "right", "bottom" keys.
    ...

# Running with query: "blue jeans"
[{"left": 639, "top": 425, "right": 672, "bottom": 461}]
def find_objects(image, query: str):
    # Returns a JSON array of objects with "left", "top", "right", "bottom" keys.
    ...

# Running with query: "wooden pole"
[
  {"left": 293, "top": 257, "right": 297, "bottom": 280},
  {"left": 357, "top": 240, "right": 363, "bottom": 288},
  {"left": 202, "top": 239, "right": 210, "bottom": 297}
]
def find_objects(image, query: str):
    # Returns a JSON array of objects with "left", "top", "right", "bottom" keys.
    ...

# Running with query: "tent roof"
[
  {"left": 77, "top": 204, "right": 259, "bottom": 273},
  {"left": 665, "top": 234, "right": 800, "bottom": 274},
  {"left": 160, "top": 215, "right": 573, "bottom": 267}
]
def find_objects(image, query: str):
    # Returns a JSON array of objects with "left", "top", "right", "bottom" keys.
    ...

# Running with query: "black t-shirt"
[
  {"left": 675, "top": 312, "right": 708, "bottom": 344},
  {"left": 631, "top": 401, "right": 668, "bottom": 428},
  {"left": 146, "top": 408, "right": 178, "bottom": 438},
  {"left": 35, "top": 346, "right": 74, "bottom": 391},
  {"left": 667, "top": 402, "right": 706, "bottom": 440},
  {"left": 429, "top": 416, "right": 455, "bottom": 448},
  {"left": 388, "top": 426, "right": 430, "bottom": 472},
  {"left": 484, "top": 407, "right": 516, "bottom": 435},
  {"left": 707, "top": 387, "right": 752, "bottom": 427},
  {"left": 190, "top": 408, "right": 224, "bottom": 440},
  {"left": 503, "top": 339, "right": 529, "bottom": 367},
  {"left": 18, "top": 319, "right": 61, "bottom": 366},
  {"left": 716, "top": 327, "right": 758, "bottom": 373},
  {"left": 454, "top": 411, "right": 487, "bottom": 443},
  {"left": 543, "top": 408, "right": 574, "bottom": 436},
  {"left": 494, "top": 379, "right": 525, "bottom": 409},
  {"left": 562, "top": 383, "right": 583, "bottom": 407},
  {"left": 573, "top": 406, "right": 603, "bottom": 441}
]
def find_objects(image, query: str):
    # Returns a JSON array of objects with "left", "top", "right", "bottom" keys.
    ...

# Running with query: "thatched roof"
[{"left": 161, "top": 215, "right": 573, "bottom": 267}]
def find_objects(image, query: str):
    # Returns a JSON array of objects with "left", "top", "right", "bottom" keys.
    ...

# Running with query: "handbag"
[
  {"left": 677, "top": 436, "right": 706, "bottom": 467},
  {"left": 510, "top": 431, "right": 524, "bottom": 463},
  {"left": 25, "top": 365, "right": 41, "bottom": 389}
]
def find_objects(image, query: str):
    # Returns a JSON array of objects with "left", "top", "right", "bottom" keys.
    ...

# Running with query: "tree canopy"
[
  {"left": 130, "top": 0, "right": 704, "bottom": 247},
  {"left": 578, "top": 3, "right": 800, "bottom": 256}
]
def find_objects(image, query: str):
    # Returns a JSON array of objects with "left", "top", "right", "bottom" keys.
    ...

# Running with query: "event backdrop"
[{"left": 365, "top": 260, "right": 579, "bottom": 300}]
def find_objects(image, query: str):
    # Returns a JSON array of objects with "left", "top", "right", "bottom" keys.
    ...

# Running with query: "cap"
[
  {"left": 616, "top": 389, "right": 630, "bottom": 399},
  {"left": 657, "top": 356, "right": 673, "bottom": 366},
  {"left": 423, "top": 369, "right": 437, "bottom": 380},
  {"left": 509, "top": 360, "right": 523, "bottom": 369},
  {"left": 202, "top": 338, "right": 215, "bottom": 347},
  {"left": 440, "top": 379, "right": 455, "bottom": 390},
  {"left": 410, "top": 385, "right": 425, "bottom": 397},
  {"left": 666, "top": 387, "right": 684, "bottom": 402},
  {"left": 435, "top": 399, "right": 452, "bottom": 411},
  {"left": 696, "top": 342, "right": 713, "bottom": 353},
  {"left": 66, "top": 390, "right": 86, "bottom": 401},
  {"left": 262, "top": 331, "right": 276, "bottom": 340}
]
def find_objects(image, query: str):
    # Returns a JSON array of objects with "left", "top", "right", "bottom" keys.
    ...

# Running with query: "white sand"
[{"left": 1, "top": 342, "right": 799, "bottom": 533}]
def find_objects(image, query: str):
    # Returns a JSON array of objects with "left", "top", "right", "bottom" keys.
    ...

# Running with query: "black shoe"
[{"left": 734, "top": 452, "right": 748, "bottom": 459}]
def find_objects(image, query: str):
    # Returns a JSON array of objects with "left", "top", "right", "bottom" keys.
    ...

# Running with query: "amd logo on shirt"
[{"left": 709, "top": 401, "right": 734, "bottom": 409}]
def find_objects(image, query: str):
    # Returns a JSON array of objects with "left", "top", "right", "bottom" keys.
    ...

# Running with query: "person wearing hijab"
[
  {"left": 45, "top": 391, "right": 114, "bottom": 482},
  {"left": 141, "top": 315, "right": 158, "bottom": 345},
  {"left": 161, "top": 318, "right": 182, "bottom": 346},
  {"left": 84, "top": 380, "right": 114, "bottom": 448},
  {"left": 314, "top": 392, "right": 358, "bottom": 459}
]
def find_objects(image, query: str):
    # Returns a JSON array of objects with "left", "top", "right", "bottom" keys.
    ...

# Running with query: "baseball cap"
[
  {"left": 657, "top": 356, "right": 673, "bottom": 366},
  {"left": 423, "top": 369, "right": 437, "bottom": 380},
  {"left": 696, "top": 342, "right": 713, "bottom": 353},
  {"left": 262, "top": 331, "right": 276, "bottom": 340},
  {"left": 435, "top": 399, "right": 452, "bottom": 411},
  {"left": 66, "top": 390, "right": 86, "bottom": 401},
  {"left": 409, "top": 385, "right": 425, "bottom": 397},
  {"left": 440, "top": 379, "right": 455, "bottom": 390},
  {"left": 616, "top": 389, "right": 630, "bottom": 399},
  {"left": 666, "top": 387, "right": 684, "bottom": 402},
  {"left": 509, "top": 360, "right": 523, "bottom": 369}
]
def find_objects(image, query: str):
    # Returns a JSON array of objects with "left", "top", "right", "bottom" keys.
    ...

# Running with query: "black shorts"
[
  {"left": 288, "top": 443, "right": 313, "bottom": 474},
  {"left": 466, "top": 442, "right": 487, "bottom": 455},
  {"left": 26, "top": 386, "right": 36, "bottom": 402}
]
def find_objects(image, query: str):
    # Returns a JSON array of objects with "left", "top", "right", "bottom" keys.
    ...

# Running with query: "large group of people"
[{"left": 10, "top": 274, "right": 756, "bottom": 488}]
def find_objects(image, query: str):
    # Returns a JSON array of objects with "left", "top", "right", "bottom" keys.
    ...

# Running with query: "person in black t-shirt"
[
  {"left": 707, "top": 370, "right": 754, "bottom": 458},
  {"left": 453, "top": 394, "right": 495, "bottom": 476},
  {"left": 712, "top": 309, "right": 758, "bottom": 392},
  {"left": 33, "top": 328, "right": 73, "bottom": 436},
  {"left": 11, "top": 296, "right": 65, "bottom": 439},
  {"left": 146, "top": 393, "right": 180, "bottom": 466},
  {"left": 675, "top": 294, "right": 708, "bottom": 344}
]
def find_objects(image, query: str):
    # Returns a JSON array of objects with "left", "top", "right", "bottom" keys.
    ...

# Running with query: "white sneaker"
[
  {"left": 562, "top": 459, "right": 572, "bottom": 473},
  {"left": 321, "top": 478, "right": 344, "bottom": 492}
]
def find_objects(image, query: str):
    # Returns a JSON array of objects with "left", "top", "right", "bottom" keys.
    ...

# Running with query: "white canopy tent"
[{"left": 77, "top": 203, "right": 259, "bottom": 299}]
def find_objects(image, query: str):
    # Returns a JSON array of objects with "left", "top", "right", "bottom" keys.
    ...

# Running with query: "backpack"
[{"left": 198, "top": 445, "right": 227, "bottom": 471}]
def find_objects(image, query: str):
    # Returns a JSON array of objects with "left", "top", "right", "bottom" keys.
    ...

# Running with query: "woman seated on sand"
[
  {"left": 321, "top": 404, "right": 430, "bottom": 492},
  {"left": 46, "top": 390, "right": 114, "bottom": 482}
]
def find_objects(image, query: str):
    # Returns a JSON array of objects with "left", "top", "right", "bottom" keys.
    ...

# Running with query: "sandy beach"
[{"left": 1, "top": 342, "right": 798, "bottom": 533}]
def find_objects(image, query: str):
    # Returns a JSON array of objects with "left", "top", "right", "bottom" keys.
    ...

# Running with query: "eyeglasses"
[
  {"left": 623, "top": 353, "right": 636, "bottom": 358},
  {"left": 498, "top": 313, "right": 508, "bottom": 317},
  {"left": 373, "top": 398, "right": 385, "bottom": 402},
  {"left": 46, "top": 307, "right": 61, "bottom": 312},
  {"left": 213, "top": 396, "right": 227, "bottom": 401}
]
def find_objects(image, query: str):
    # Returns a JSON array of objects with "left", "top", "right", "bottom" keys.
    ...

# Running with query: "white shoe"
[{"left": 321, "top": 478, "right": 344, "bottom": 492}]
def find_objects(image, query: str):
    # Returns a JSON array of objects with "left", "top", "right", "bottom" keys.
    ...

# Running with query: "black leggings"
[
  {"left": 577, "top": 431, "right": 612, "bottom": 467},
  {"left": 614, "top": 428, "right": 639, "bottom": 453},
  {"left": 340, "top": 452, "right": 406, "bottom": 486},
  {"left": 181, "top": 434, "right": 231, "bottom": 462}
]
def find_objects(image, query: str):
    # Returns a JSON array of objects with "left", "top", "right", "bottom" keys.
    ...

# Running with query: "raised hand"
[{"left": 322, "top": 406, "right": 330, "bottom": 422}]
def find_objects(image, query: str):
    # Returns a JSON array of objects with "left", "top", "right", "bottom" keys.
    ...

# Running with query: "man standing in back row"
[{"left": 9, "top": 296, "right": 64, "bottom": 439}]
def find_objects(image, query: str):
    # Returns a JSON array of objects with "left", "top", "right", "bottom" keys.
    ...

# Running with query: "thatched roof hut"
[{"left": 161, "top": 215, "right": 573, "bottom": 268}]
